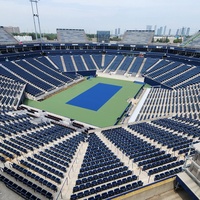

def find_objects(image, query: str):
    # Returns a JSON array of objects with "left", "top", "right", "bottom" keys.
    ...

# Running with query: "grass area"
[{"left": 24, "top": 77, "right": 142, "bottom": 128}]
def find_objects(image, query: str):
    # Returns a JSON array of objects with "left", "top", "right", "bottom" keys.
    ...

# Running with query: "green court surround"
[{"left": 24, "top": 77, "right": 142, "bottom": 127}]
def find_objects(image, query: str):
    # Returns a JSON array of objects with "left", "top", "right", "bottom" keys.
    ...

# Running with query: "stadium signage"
[
  {"left": 45, "top": 43, "right": 53, "bottom": 46},
  {"left": 6, "top": 45, "right": 15, "bottom": 48}
]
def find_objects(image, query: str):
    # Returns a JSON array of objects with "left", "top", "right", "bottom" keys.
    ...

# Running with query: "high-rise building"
[
  {"left": 176, "top": 29, "right": 180, "bottom": 36},
  {"left": 160, "top": 27, "right": 163, "bottom": 36},
  {"left": 157, "top": 28, "right": 160, "bottom": 36},
  {"left": 115, "top": 28, "right": 118, "bottom": 36},
  {"left": 154, "top": 25, "right": 157, "bottom": 34},
  {"left": 114, "top": 28, "right": 120, "bottom": 36},
  {"left": 163, "top": 26, "right": 167, "bottom": 36},
  {"left": 181, "top": 27, "right": 186, "bottom": 36},
  {"left": 168, "top": 29, "right": 171, "bottom": 36},
  {"left": 186, "top": 27, "right": 190, "bottom": 36},
  {"left": 118, "top": 28, "right": 120, "bottom": 35}
]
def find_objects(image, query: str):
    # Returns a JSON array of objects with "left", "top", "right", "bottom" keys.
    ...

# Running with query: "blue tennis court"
[{"left": 66, "top": 83, "right": 122, "bottom": 111}]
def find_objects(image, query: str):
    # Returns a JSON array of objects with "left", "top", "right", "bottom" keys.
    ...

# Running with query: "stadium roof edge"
[{"left": 0, "top": 42, "right": 200, "bottom": 51}]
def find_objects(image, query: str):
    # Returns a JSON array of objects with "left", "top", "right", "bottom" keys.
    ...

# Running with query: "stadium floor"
[{"left": 24, "top": 76, "right": 142, "bottom": 127}]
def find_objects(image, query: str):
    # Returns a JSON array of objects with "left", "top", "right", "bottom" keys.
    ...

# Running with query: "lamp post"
[
  {"left": 30, "top": 0, "right": 38, "bottom": 40},
  {"left": 30, "top": 0, "right": 42, "bottom": 43}
]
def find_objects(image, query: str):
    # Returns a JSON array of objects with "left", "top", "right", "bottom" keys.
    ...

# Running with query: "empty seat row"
[
  {"left": 27, "top": 157, "right": 64, "bottom": 178},
  {"left": 148, "top": 160, "right": 184, "bottom": 176},
  {"left": 0, "top": 147, "right": 14, "bottom": 159},
  {"left": 33, "top": 154, "right": 67, "bottom": 172},
  {"left": 0, "top": 174, "right": 41, "bottom": 200},
  {"left": 79, "top": 163, "right": 124, "bottom": 178},
  {"left": 20, "top": 160, "right": 61, "bottom": 184},
  {"left": 71, "top": 180, "right": 143, "bottom": 200},
  {"left": 74, "top": 174, "right": 137, "bottom": 193},
  {"left": 154, "top": 167, "right": 183, "bottom": 181},
  {"left": 39, "top": 151, "right": 69, "bottom": 167},
  {"left": 3, "top": 167, "right": 53, "bottom": 200},
  {"left": 0, "top": 142, "right": 21, "bottom": 156},
  {"left": 76, "top": 168, "right": 133, "bottom": 187},
  {"left": 12, "top": 163, "right": 57, "bottom": 192}
]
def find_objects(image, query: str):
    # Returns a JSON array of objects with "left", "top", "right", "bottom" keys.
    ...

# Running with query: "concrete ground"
[{"left": 147, "top": 189, "right": 192, "bottom": 200}]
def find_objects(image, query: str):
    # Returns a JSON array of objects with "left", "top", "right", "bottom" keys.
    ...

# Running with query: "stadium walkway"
[
  {"left": 97, "top": 72, "right": 144, "bottom": 82},
  {"left": 128, "top": 88, "right": 151, "bottom": 123}
]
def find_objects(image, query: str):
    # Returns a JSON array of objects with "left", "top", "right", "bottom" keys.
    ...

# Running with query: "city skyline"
[{"left": 0, "top": 0, "right": 199, "bottom": 35}]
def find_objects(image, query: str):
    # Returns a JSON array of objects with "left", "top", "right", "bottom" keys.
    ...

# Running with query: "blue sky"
[{"left": 0, "top": 0, "right": 199, "bottom": 34}]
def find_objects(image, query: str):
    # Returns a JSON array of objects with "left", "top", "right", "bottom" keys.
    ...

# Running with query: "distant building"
[
  {"left": 115, "top": 28, "right": 118, "bottom": 36},
  {"left": 114, "top": 28, "right": 120, "bottom": 36},
  {"left": 160, "top": 27, "right": 163, "bottom": 36},
  {"left": 175, "top": 27, "right": 190, "bottom": 37},
  {"left": 157, "top": 27, "right": 163, "bottom": 36},
  {"left": 154, "top": 25, "right": 157, "bottom": 34},
  {"left": 4, "top": 26, "right": 20, "bottom": 34},
  {"left": 186, "top": 27, "right": 190, "bottom": 36},
  {"left": 118, "top": 28, "right": 120, "bottom": 35},
  {"left": 181, "top": 27, "right": 186, "bottom": 36},
  {"left": 176, "top": 29, "right": 180, "bottom": 36},
  {"left": 163, "top": 26, "right": 167, "bottom": 36},
  {"left": 157, "top": 28, "right": 160, "bottom": 36},
  {"left": 14, "top": 35, "right": 32, "bottom": 42},
  {"left": 97, "top": 31, "right": 110, "bottom": 43},
  {"left": 168, "top": 29, "right": 171, "bottom": 36}
]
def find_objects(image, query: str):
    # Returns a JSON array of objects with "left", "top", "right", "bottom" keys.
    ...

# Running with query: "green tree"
[
  {"left": 86, "top": 34, "right": 96, "bottom": 41},
  {"left": 12, "top": 32, "right": 57, "bottom": 40},
  {"left": 43, "top": 33, "right": 57, "bottom": 40},
  {"left": 110, "top": 36, "right": 121, "bottom": 41},
  {"left": 173, "top": 38, "right": 182, "bottom": 43}
]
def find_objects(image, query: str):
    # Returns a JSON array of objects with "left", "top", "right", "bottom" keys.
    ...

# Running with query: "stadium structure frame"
[{"left": 30, "top": 0, "right": 42, "bottom": 46}]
